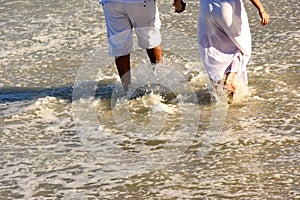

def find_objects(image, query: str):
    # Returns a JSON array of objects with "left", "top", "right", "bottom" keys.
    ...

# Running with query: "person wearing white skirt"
[{"left": 196, "top": 0, "right": 269, "bottom": 101}]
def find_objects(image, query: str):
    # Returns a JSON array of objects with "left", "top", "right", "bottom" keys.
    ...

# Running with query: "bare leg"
[
  {"left": 115, "top": 54, "right": 131, "bottom": 91},
  {"left": 224, "top": 72, "right": 237, "bottom": 104},
  {"left": 115, "top": 45, "right": 162, "bottom": 91},
  {"left": 146, "top": 44, "right": 162, "bottom": 64},
  {"left": 224, "top": 72, "right": 237, "bottom": 92}
]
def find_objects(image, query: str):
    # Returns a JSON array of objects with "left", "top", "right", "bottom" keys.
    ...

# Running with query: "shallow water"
[{"left": 0, "top": 0, "right": 299, "bottom": 199}]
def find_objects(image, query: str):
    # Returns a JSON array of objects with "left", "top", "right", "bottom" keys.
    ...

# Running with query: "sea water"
[{"left": 0, "top": 0, "right": 299, "bottom": 199}]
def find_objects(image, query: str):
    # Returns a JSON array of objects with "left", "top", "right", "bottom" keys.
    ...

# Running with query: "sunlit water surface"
[{"left": 0, "top": 0, "right": 299, "bottom": 199}]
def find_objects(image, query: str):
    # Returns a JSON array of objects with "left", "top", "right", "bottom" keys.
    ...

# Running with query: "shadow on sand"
[{"left": 0, "top": 83, "right": 214, "bottom": 105}]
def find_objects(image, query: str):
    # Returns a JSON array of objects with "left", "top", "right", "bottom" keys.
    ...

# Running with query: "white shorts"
[{"left": 102, "top": 0, "right": 162, "bottom": 56}]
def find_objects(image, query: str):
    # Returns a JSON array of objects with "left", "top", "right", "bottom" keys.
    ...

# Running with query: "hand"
[
  {"left": 173, "top": 0, "right": 186, "bottom": 13},
  {"left": 259, "top": 10, "right": 269, "bottom": 25}
]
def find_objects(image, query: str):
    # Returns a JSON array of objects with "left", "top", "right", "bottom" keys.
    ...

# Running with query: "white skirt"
[{"left": 198, "top": 0, "right": 251, "bottom": 84}]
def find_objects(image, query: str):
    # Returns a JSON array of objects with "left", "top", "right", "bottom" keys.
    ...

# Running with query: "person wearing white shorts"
[{"left": 100, "top": 0, "right": 163, "bottom": 91}]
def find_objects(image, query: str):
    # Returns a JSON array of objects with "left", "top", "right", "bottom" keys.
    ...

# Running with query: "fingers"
[
  {"left": 260, "top": 12, "right": 269, "bottom": 25},
  {"left": 261, "top": 16, "right": 269, "bottom": 25}
]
